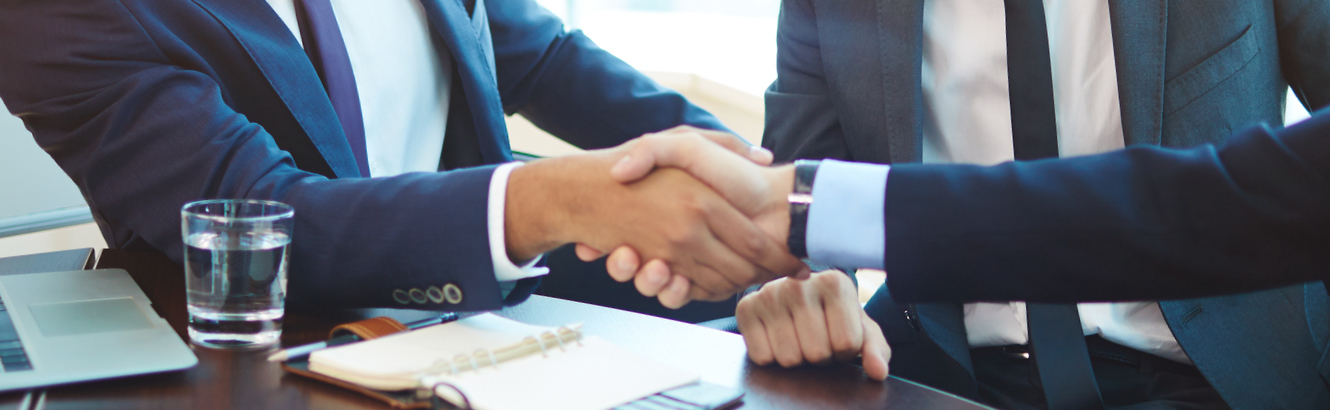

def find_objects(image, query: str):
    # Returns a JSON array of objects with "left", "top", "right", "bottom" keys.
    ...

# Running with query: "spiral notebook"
[{"left": 307, "top": 313, "right": 703, "bottom": 410}]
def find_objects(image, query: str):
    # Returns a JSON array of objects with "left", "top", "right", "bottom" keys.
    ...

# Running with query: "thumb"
[
  {"left": 574, "top": 243, "right": 606, "bottom": 261},
  {"left": 860, "top": 311, "right": 891, "bottom": 381},
  {"left": 610, "top": 127, "right": 772, "bottom": 184}
]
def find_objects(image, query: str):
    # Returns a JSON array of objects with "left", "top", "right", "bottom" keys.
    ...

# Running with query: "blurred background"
[{"left": 0, "top": 0, "right": 1313, "bottom": 310}]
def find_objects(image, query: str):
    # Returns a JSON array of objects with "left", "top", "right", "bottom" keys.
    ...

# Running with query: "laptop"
[{"left": 0, "top": 269, "right": 197, "bottom": 392}]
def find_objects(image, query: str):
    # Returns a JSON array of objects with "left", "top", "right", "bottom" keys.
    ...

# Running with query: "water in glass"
[{"left": 185, "top": 230, "right": 289, "bottom": 349}]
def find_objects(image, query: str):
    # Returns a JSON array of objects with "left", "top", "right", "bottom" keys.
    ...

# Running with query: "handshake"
[
  {"left": 504, "top": 125, "right": 890, "bottom": 380},
  {"left": 505, "top": 125, "right": 808, "bottom": 307}
]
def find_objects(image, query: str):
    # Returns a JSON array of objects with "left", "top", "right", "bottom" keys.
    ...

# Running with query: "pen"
[{"left": 267, "top": 313, "right": 460, "bottom": 362}]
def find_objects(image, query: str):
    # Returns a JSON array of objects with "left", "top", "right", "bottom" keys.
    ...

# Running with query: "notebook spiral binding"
[
  {"left": 417, "top": 325, "right": 583, "bottom": 409},
  {"left": 418, "top": 325, "right": 583, "bottom": 378}
]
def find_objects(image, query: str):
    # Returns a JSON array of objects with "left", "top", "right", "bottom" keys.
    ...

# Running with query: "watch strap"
[{"left": 787, "top": 160, "right": 821, "bottom": 258}]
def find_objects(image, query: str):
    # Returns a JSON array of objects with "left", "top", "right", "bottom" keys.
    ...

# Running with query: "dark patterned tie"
[
  {"left": 1005, "top": 0, "right": 1105, "bottom": 409},
  {"left": 293, "top": 0, "right": 372, "bottom": 178}
]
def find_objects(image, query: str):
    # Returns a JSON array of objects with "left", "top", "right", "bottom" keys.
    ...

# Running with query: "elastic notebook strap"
[{"left": 330, "top": 316, "right": 409, "bottom": 340}]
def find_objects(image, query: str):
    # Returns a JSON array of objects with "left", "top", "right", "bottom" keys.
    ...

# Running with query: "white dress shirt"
[
  {"left": 265, "top": 0, "right": 548, "bottom": 282},
  {"left": 808, "top": 0, "right": 1190, "bottom": 363}
]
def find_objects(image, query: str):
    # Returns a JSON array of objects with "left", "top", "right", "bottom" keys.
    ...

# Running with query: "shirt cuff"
[
  {"left": 488, "top": 162, "right": 551, "bottom": 282},
  {"left": 806, "top": 159, "right": 889, "bottom": 269}
]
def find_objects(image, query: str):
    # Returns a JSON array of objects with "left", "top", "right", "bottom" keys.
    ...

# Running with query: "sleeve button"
[
  {"left": 426, "top": 286, "right": 445, "bottom": 304},
  {"left": 409, "top": 288, "right": 428, "bottom": 304},
  {"left": 392, "top": 289, "right": 411, "bottom": 305},
  {"left": 442, "top": 283, "right": 463, "bottom": 304}
]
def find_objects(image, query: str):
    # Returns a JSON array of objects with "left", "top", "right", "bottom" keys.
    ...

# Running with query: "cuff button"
[
  {"left": 392, "top": 289, "right": 411, "bottom": 305},
  {"left": 426, "top": 286, "right": 445, "bottom": 304},
  {"left": 409, "top": 288, "right": 428, "bottom": 304},
  {"left": 442, "top": 283, "right": 463, "bottom": 304}
]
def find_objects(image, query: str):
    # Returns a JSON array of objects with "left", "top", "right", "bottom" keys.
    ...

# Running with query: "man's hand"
[
  {"left": 575, "top": 126, "right": 801, "bottom": 308},
  {"left": 736, "top": 271, "right": 890, "bottom": 381},
  {"left": 505, "top": 144, "right": 806, "bottom": 300}
]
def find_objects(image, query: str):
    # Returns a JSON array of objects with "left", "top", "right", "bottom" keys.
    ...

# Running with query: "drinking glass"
[{"left": 181, "top": 199, "right": 293, "bottom": 350}]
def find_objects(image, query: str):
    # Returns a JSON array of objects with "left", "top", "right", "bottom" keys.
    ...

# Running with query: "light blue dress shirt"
[{"left": 806, "top": 159, "right": 890, "bottom": 270}]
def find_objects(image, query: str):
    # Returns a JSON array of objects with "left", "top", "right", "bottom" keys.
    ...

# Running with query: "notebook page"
[
  {"left": 432, "top": 336, "right": 699, "bottom": 410},
  {"left": 311, "top": 313, "right": 554, "bottom": 383}
]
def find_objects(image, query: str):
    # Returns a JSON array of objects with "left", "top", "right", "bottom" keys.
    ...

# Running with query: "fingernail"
[
  {"left": 647, "top": 270, "right": 667, "bottom": 285},
  {"left": 616, "top": 255, "right": 634, "bottom": 273},
  {"left": 611, "top": 154, "right": 632, "bottom": 174}
]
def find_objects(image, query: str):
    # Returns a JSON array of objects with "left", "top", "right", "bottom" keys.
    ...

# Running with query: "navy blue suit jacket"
[
  {"left": 885, "top": 110, "right": 1330, "bottom": 305},
  {"left": 0, "top": 0, "right": 724, "bottom": 312},
  {"left": 763, "top": 0, "right": 1330, "bottom": 408}
]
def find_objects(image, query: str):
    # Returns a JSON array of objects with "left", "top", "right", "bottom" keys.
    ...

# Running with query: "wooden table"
[{"left": 0, "top": 249, "right": 991, "bottom": 410}]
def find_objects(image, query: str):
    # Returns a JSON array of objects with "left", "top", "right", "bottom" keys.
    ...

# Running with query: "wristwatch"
[{"left": 787, "top": 160, "right": 821, "bottom": 259}]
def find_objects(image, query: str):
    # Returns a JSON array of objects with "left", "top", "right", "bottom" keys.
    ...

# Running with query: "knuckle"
[
  {"left": 830, "top": 332, "right": 859, "bottom": 354},
  {"left": 777, "top": 283, "right": 808, "bottom": 305},
  {"left": 813, "top": 270, "right": 845, "bottom": 289},
  {"left": 686, "top": 191, "right": 712, "bottom": 214},
  {"left": 738, "top": 229, "right": 769, "bottom": 259},
  {"left": 805, "top": 346, "right": 833, "bottom": 364},
  {"left": 775, "top": 351, "right": 804, "bottom": 368},
  {"left": 752, "top": 287, "right": 776, "bottom": 307},
  {"left": 661, "top": 224, "right": 696, "bottom": 249},
  {"left": 736, "top": 304, "right": 754, "bottom": 323},
  {"left": 748, "top": 352, "right": 773, "bottom": 366}
]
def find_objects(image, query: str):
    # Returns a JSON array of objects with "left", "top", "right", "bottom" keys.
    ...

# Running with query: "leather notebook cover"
[{"left": 281, "top": 316, "right": 430, "bottom": 408}]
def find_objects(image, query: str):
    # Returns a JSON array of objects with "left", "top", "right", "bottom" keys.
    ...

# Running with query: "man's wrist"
[
  {"left": 488, "top": 162, "right": 552, "bottom": 280},
  {"left": 757, "top": 164, "right": 796, "bottom": 247},
  {"left": 504, "top": 159, "right": 572, "bottom": 263}
]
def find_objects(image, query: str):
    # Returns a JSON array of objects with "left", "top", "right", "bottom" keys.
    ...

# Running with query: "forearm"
[{"left": 886, "top": 116, "right": 1330, "bottom": 303}]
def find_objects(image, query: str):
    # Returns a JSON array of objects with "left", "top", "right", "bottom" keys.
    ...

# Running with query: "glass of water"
[{"left": 181, "top": 199, "right": 293, "bottom": 350}]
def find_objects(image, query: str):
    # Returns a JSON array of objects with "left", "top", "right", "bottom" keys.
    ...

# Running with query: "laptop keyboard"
[{"left": 0, "top": 298, "right": 33, "bottom": 371}]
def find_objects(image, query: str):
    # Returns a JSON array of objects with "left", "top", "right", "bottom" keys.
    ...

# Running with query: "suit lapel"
[
  {"left": 420, "top": 0, "right": 512, "bottom": 163},
  {"left": 866, "top": 0, "right": 966, "bottom": 385},
  {"left": 191, "top": 0, "right": 362, "bottom": 179},
  {"left": 1108, "top": 0, "right": 1168, "bottom": 147},
  {"left": 875, "top": 0, "right": 926, "bottom": 164}
]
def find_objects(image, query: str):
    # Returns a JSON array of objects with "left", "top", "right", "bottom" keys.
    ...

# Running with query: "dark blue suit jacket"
[
  {"left": 763, "top": 0, "right": 1330, "bottom": 408},
  {"left": 0, "top": 0, "right": 724, "bottom": 312},
  {"left": 885, "top": 110, "right": 1330, "bottom": 305}
]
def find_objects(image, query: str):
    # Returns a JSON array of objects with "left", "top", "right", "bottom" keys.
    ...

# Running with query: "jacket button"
[
  {"left": 409, "top": 288, "right": 428, "bottom": 304},
  {"left": 392, "top": 289, "right": 411, "bottom": 305},
  {"left": 426, "top": 286, "right": 445, "bottom": 304},
  {"left": 442, "top": 283, "right": 463, "bottom": 304},
  {"left": 904, "top": 305, "right": 921, "bottom": 332}
]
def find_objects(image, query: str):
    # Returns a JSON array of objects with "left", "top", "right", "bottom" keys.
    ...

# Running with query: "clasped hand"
[
  {"left": 570, "top": 126, "right": 809, "bottom": 305},
  {"left": 505, "top": 125, "right": 889, "bottom": 381},
  {"left": 504, "top": 126, "right": 807, "bottom": 302}
]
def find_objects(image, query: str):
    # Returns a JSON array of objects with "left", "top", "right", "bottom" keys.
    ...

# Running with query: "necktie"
[
  {"left": 294, "top": 0, "right": 372, "bottom": 178},
  {"left": 1005, "top": 1, "right": 1105, "bottom": 409}
]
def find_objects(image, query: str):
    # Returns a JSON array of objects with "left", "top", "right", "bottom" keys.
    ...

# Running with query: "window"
[{"left": 534, "top": 0, "right": 780, "bottom": 95}]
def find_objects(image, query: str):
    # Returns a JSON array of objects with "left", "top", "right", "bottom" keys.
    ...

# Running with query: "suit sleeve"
[
  {"left": 884, "top": 110, "right": 1330, "bottom": 304},
  {"left": 761, "top": 0, "right": 854, "bottom": 163},
  {"left": 483, "top": 0, "right": 728, "bottom": 149},
  {"left": 1276, "top": 0, "right": 1330, "bottom": 111},
  {"left": 0, "top": 0, "right": 513, "bottom": 312}
]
